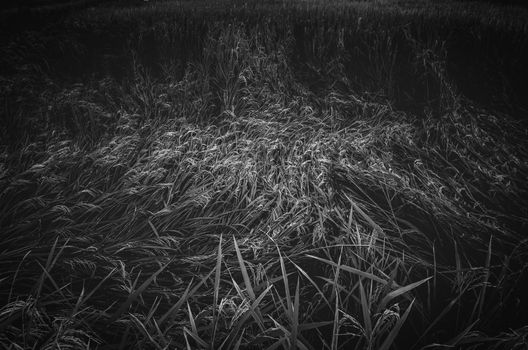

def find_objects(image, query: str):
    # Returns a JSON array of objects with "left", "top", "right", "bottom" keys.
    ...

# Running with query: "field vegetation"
[{"left": 1, "top": 0, "right": 528, "bottom": 349}]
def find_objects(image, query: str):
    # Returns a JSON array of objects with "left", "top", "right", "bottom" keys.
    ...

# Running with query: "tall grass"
[{"left": 1, "top": 0, "right": 528, "bottom": 349}]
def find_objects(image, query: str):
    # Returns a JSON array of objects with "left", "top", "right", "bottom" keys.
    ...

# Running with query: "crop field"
[{"left": 1, "top": 0, "right": 528, "bottom": 349}]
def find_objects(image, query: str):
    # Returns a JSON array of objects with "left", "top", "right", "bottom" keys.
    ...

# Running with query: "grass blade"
[
  {"left": 292, "top": 261, "right": 331, "bottom": 309},
  {"left": 291, "top": 277, "right": 300, "bottom": 350},
  {"left": 109, "top": 257, "right": 174, "bottom": 323},
  {"left": 307, "top": 255, "right": 393, "bottom": 287},
  {"left": 379, "top": 276, "right": 432, "bottom": 311},
  {"left": 478, "top": 236, "right": 492, "bottom": 319},
  {"left": 378, "top": 299, "right": 415, "bottom": 350},
  {"left": 212, "top": 234, "right": 223, "bottom": 346},
  {"left": 233, "top": 236, "right": 256, "bottom": 301},
  {"left": 331, "top": 288, "right": 339, "bottom": 350},
  {"left": 278, "top": 248, "right": 292, "bottom": 318},
  {"left": 359, "top": 278, "right": 372, "bottom": 342},
  {"left": 158, "top": 268, "right": 215, "bottom": 326}
]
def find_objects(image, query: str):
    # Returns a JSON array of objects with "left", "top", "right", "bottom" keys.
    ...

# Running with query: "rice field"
[{"left": 1, "top": 0, "right": 528, "bottom": 349}]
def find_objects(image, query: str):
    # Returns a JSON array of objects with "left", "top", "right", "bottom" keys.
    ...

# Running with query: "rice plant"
[{"left": 1, "top": 0, "right": 528, "bottom": 349}]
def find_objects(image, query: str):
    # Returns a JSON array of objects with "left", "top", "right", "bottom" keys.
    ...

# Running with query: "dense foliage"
[{"left": 1, "top": 1, "right": 528, "bottom": 349}]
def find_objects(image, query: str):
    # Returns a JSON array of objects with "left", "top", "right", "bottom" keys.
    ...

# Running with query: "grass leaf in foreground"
[
  {"left": 158, "top": 268, "right": 215, "bottom": 326},
  {"left": 234, "top": 236, "right": 256, "bottom": 301},
  {"left": 109, "top": 257, "right": 174, "bottom": 324},
  {"left": 378, "top": 276, "right": 432, "bottom": 311},
  {"left": 211, "top": 234, "right": 223, "bottom": 347},
  {"left": 378, "top": 299, "right": 415, "bottom": 350},
  {"left": 307, "top": 255, "right": 394, "bottom": 287}
]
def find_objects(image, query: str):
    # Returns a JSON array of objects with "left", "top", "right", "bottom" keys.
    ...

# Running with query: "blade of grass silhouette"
[
  {"left": 151, "top": 318, "right": 166, "bottom": 349},
  {"left": 291, "top": 261, "right": 331, "bottom": 309},
  {"left": 263, "top": 337, "right": 286, "bottom": 350},
  {"left": 345, "top": 194, "right": 383, "bottom": 234},
  {"left": 109, "top": 257, "right": 174, "bottom": 324},
  {"left": 34, "top": 237, "right": 67, "bottom": 299},
  {"left": 145, "top": 296, "right": 161, "bottom": 324},
  {"left": 226, "top": 284, "right": 272, "bottom": 349},
  {"left": 183, "top": 327, "right": 204, "bottom": 350},
  {"left": 8, "top": 250, "right": 31, "bottom": 302},
  {"left": 478, "top": 236, "right": 492, "bottom": 319},
  {"left": 359, "top": 278, "right": 372, "bottom": 342},
  {"left": 158, "top": 268, "right": 214, "bottom": 326},
  {"left": 414, "top": 289, "right": 466, "bottom": 346},
  {"left": 298, "top": 321, "right": 334, "bottom": 331},
  {"left": 74, "top": 268, "right": 117, "bottom": 316},
  {"left": 254, "top": 275, "right": 284, "bottom": 293},
  {"left": 331, "top": 287, "right": 339, "bottom": 350},
  {"left": 147, "top": 219, "right": 160, "bottom": 238},
  {"left": 36, "top": 261, "right": 68, "bottom": 301},
  {"left": 330, "top": 248, "right": 342, "bottom": 303},
  {"left": 454, "top": 239, "right": 463, "bottom": 293},
  {"left": 379, "top": 276, "right": 432, "bottom": 311},
  {"left": 118, "top": 323, "right": 131, "bottom": 350},
  {"left": 185, "top": 302, "right": 208, "bottom": 348},
  {"left": 72, "top": 285, "right": 86, "bottom": 318},
  {"left": 268, "top": 315, "right": 311, "bottom": 350},
  {"left": 307, "top": 255, "right": 394, "bottom": 286},
  {"left": 188, "top": 302, "right": 201, "bottom": 336},
  {"left": 278, "top": 248, "right": 292, "bottom": 322},
  {"left": 376, "top": 261, "right": 399, "bottom": 314},
  {"left": 212, "top": 234, "right": 223, "bottom": 347},
  {"left": 234, "top": 236, "right": 256, "bottom": 301},
  {"left": 232, "top": 329, "right": 245, "bottom": 350},
  {"left": 378, "top": 299, "right": 415, "bottom": 350},
  {"left": 447, "top": 319, "right": 479, "bottom": 347},
  {"left": 291, "top": 277, "right": 300, "bottom": 350},
  {"left": 129, "top": 312, "right": 163, "bottom": 350}
]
